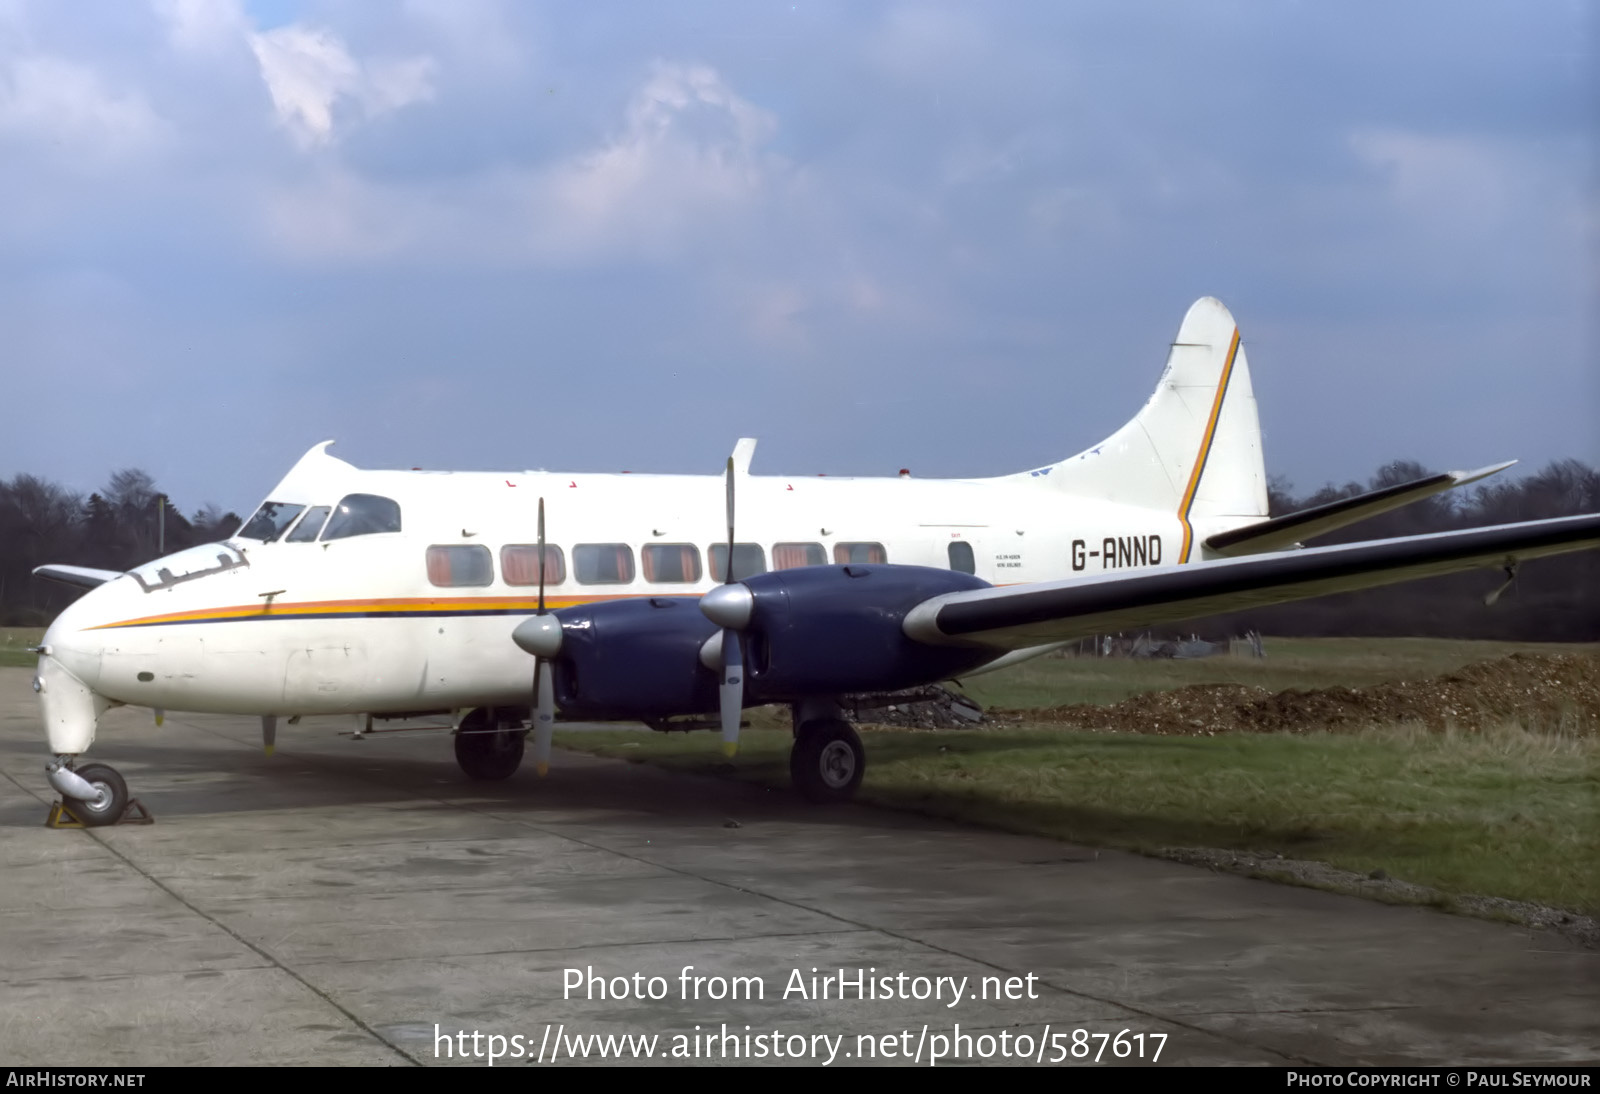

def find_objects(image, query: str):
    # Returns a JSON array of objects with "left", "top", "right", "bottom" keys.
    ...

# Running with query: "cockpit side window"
[
  {"left": 237, "top": 501, "right": 306, "bottom": 543},
  {"left": 285, "top": 506, "right": 331, "bottom": 543},
  {"left": 321, "top": 494, "right": 402, "bottom": 541}
]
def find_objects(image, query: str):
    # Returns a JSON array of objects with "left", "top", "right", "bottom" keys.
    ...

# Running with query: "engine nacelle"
[
  {"left": 550, "top": 596, "right": 719, "bottom": 719},
  {"left": 739, "top": 565, "right": 996, "bottom": 698},
  {"left": 545, "top": 565, "right": 998, "bottom": 721}
]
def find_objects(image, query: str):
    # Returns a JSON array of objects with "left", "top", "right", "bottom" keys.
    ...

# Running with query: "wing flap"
[
  {"left": 32, "top": 564, "right": 123, "bottom": 590},
  {"left": 1205, "top": 461, "right": 1515, "bottom": 557},
  {"left": 905, "top": 513, "right": 1600, "bottom": 649}
]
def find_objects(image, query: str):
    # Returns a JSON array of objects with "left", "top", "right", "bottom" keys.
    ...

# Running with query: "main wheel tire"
[
  {"left": 69, "top": 763, "right": 129, "bottom": 827},
  {"left": 790, "top": 718, "right": 865, "bottom": 803},
  {"left": 454, "top": 711, "right": 526, "bottom": 780}
]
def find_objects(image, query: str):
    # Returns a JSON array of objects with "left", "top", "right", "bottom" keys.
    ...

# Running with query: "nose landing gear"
[{"left": 43, "top": 759, "right": 153, "bottom": 827}]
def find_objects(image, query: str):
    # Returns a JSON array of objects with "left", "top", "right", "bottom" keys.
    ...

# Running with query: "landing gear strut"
[
  {"left": 454, "top": 708, "right": 527, "bottom": 781},
  {"left": 790, "top": 717, "right": 865, "bottom": 803}
]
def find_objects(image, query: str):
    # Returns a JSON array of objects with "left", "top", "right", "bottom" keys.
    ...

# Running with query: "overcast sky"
[{"left": 2, "top": 1, "right": 1595, "bottom": 517}]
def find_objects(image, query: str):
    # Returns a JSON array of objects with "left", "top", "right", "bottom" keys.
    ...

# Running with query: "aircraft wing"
[
  {"left": 1204, "top": 461, "right": 1515, "bottom": 557},
  {"left": 904, "top": 513, "right": 1600, "bottom": 649},
  {"left": 32, "top": 565, "right": 124, "bottom": 590}
]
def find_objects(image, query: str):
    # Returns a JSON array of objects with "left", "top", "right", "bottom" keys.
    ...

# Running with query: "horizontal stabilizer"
[
  {"left": 32, "top": 565, "right": 123, "bottom": 590},
  {"left": 904, "top": 512, "right": 1600, "bottom": 649},
  {"left": 1205, "top": 461, "right": 1515, "bottom": 557}
]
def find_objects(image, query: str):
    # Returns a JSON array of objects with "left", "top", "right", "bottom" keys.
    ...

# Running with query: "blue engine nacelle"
[
  {"left": 547, "top": 565, "right": 997, "bottom": 720},
  {"left": 550, "top": 597, "right": 718, "bottom": 720},
  {"left": 739, "top": 565, "right": 996, "bottom": 698}
]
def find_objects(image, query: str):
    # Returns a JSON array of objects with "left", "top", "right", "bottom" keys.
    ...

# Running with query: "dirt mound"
[{"left": 994, "top": 653, "right": 1600, "bottom": 736}]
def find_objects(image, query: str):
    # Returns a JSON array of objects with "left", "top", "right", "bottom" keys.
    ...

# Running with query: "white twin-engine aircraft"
[{"left": 31, "top": 298, "right": 1600, "bottom": 823}]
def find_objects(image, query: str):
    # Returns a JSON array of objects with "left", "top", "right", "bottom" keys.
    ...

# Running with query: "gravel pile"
[{"left": 846, "top": 686, "right": 985, "bottom": 729}]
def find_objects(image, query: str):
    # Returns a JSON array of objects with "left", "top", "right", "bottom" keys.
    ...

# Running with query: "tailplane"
[{"left": 1021, "top": 297, "right": 1268, "bottom": 561}]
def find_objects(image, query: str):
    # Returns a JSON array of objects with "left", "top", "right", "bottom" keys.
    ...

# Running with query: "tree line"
[
  {"left": 0, "top": 469, "right": 239, "bottom": 626},
  {"left": 0, "top": 459, "right": 1594, "bottom": 638}
]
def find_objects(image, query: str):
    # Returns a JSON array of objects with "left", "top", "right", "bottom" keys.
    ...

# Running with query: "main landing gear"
[
  {"left": 789, "top": 711, "right": 865, "bottom": 804},
  {"left": 454, "top": 707, "right": 528, "bottom": 781}
]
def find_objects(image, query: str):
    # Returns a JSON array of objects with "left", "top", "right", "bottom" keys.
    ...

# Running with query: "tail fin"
[{"left": 1023, "top": 297, "right": 1268, "bottom": 561}]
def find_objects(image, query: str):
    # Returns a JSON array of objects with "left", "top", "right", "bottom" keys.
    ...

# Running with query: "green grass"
[
  {"left": 560, "top": 718, "right": 1600, "bottom": 914},
  {"left": 0, "top": 628, "right": 43, "bottom": 668},
  {"left": 957, "top": 636, "right": 1600, "bottom": 710}
]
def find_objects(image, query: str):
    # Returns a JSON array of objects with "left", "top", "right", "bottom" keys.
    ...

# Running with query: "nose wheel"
[
  {"left": 790, "top": 718, "right": 865, "bottom": 803},
  {"left": 43, "top": 761, "right": 153, "bottom": 827}
]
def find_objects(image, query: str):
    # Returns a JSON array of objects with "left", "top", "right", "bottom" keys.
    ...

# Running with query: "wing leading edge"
[
  {"left": 903, "top": 513, "right": 1600, "bottom": 649},
  {"left": 32, "top": 565, "right": 123, "bottom": 590}
]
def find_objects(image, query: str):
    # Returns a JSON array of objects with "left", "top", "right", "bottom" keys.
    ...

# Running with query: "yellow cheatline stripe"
[
  {"left": 88, "top": 592, "right": 642, "bottom": 630},
  {"left": 1177, "top": 328, "right": 1241, "bottom": 563}
]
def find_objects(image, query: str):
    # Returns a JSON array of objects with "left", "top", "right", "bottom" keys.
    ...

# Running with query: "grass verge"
[{"left": 557, "top": 717, "right": 1599, "bottom": 916}]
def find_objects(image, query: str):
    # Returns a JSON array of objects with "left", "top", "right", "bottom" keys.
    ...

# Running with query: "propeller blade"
[
  {"left": 537, "top": 497, "right": 547, "bottom": 614},
  {"left": 531, "top": 495, "right": 556, "bottom": 775},
  {"left": 154, "top": 708, "right": 164, "bottom": 727},
  {"left": 533, "top": 660, "right": 555, "bottom": 776},
  {"left": 718, "top": 627, "right": 742, "bottom": 757},
  {"left": 262, "top": 714, "right": 277, "bottom": 756},
  {"left": 724, "top": 456, "right": 736, "bottom": 583}
]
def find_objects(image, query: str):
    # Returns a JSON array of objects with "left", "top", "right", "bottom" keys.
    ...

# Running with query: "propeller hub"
[
  {"left": 512, "top": 615, "right": 564, "bottom": 658},
  {"left": 700, "top": 583, "right": 754, "bottom": 630}
]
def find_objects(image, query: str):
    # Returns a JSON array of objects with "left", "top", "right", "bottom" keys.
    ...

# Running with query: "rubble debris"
[{"left": 846, "top": 686, "right": 984, "bottom": 729}]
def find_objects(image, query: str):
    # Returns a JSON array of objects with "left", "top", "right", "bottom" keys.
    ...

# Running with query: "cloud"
[
  {"left": 247, "top": 23, "right": 436, "bottom": 148},
  {"left": 0, "top": 51, "right": 168, "bottom": 162},
  {"left": 151, "top": 0, "right": 250, "bottom": 56},
  {"left": 260, "top": 61, "right": 789, "bottom": 263},
  {"left": 533, "top": 62, "right": 782, "bottom": 257}
]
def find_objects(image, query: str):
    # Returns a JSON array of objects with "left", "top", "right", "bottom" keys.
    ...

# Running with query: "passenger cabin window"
[
  {"left": 501, "top": 544, "right": 566, "bottom": 587},
  {"left": 947, "top": 541, "right": 976, "bottom": 574},
  {"left": 237, "top": 501, "right": 305, "bottom": 542},
  {"left": 834, "top": 542, "right": 887, "bottom": 564},
  {"left": 772, "top": 543, "right": 826, "bottom": 570},
  {"left": 427, "top": 545, "right": 493, "bottom": 587},
  {"left": 574, "top": 544, "right": 635, "bottom": 585},
  {"left": 285, "top": 506, "right": 331, "bottom": 543},
  {"left": 642, "top": 544, "right": 702, "bottom": 584},
  {"left": 322, "top": 494, "right": 402, "bottom": 540},
  {"left": 709, "top": 543, "right": 766, "bottom": 582}
]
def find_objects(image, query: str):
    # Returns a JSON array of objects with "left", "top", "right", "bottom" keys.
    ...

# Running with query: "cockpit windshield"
[
  {"left": 237, "top": 501, "right": 306, "bottom": 542},
  {"left": 321, "top": 494, "right": 402, "bottom": 540},
  {"left": 285, "top": 505, "right": 331, "bottom": 543}
]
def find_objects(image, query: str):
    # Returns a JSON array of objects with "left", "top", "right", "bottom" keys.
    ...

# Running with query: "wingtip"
[{"left": 1452, "top": 460, "right": 1517, "bottom": 485}]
